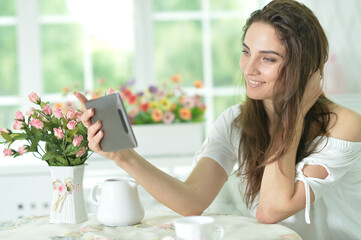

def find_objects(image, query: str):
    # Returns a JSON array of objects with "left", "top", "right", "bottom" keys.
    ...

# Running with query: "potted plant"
[{"left": 0, "top": 92, "right": 91, "bottom": 224}]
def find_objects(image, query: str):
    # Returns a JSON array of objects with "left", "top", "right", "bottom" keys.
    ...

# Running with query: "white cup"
[{"left": 173, "top": 216, "right": 224, "bottom": 240}]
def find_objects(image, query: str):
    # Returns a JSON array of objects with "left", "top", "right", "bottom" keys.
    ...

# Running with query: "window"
[
  {"left": 40, "top": 0, "right": 135, "bottom": 93},
  {"left": 1, "top": 0, "right": 360, "bottom": 141},
  {"left": 0, "top": 0, "right": 135, "bottom": 129}
]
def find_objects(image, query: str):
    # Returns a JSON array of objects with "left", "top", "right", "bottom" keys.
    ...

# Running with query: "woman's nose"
[{"left": 242, "top": 58, "right": 259, "bottom": 76}]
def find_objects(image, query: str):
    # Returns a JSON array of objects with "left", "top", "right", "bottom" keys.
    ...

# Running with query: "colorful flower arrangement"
[
  {"left": 104, "top": 75, "right": 206, "bottom": 125},
  {"left": 0, "top": 93, "right": 91, "bottom": 165},
  {"left": 63, "top": 74, "right": 206, "bottom": 125}
]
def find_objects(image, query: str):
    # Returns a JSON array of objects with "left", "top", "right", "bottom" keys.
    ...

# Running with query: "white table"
[{"left": 0, "top": 209, "right": 302, "bottom": 240}]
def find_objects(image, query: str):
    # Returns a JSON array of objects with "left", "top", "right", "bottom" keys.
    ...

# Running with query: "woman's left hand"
[{"left": 301, "top": 69, "right": 322, "bottom": 117}]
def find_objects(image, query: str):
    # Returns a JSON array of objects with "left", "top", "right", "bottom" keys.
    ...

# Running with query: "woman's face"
[{"left": 240, "top": 22, "right": 286, "bottom": 102}]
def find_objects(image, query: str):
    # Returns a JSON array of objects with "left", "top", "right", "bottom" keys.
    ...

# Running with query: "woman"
[{"left": 76, "top": 0, "right": 361, "bottom": 239}]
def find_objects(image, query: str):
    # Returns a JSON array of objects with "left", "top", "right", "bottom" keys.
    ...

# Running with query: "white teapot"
[{"left": 90, "top": 178, "right": 144, "bottom": 226}]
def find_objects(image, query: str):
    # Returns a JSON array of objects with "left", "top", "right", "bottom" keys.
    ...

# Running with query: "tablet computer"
[{"left": 85, "top": 93, "right": 138, "bottom": 152}]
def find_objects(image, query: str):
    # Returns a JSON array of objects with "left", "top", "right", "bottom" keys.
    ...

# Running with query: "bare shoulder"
[{"left": 328, "top": 104, "right": 361, "bottom": 142}]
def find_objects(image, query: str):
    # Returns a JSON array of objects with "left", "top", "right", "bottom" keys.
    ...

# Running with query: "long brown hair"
[{"left": 233, "top": 0, "right": 334, "bottom": 208}]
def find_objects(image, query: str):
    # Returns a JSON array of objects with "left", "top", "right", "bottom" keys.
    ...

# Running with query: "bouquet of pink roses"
[{"left": 0, "top": 92, "right": 91, "bottom": 166}]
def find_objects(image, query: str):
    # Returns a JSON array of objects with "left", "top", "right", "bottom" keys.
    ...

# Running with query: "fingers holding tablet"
[
  {"left": 81, "top": 108, "right": 94, "bottom": 128},
  {"left": 88, "top": 122, "right": 104, "bottom": 152},
  {"left": 85, "top": 93, "right": 137, "bottom": 152}
]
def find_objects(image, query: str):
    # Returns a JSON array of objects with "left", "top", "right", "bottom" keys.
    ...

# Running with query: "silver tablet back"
[{"left": 85, "top": 93, "right": 138, "bottom": 152}]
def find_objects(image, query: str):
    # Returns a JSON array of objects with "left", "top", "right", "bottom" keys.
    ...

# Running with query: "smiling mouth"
[{"left": 248, "top": 79, "right": 265, "bottom": 86}]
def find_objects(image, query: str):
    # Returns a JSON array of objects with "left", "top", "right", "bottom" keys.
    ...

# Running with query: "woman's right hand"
[{"left": 74, "top": 91, "right": 126, "bottom": 162}]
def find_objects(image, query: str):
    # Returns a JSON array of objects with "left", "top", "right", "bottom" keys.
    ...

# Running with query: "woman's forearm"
[
  {"left": 257, "top": 120, "right": 303, "bottom": 223},
  {"left": 111, "top": 150, "right": 215, "bottom": 216}
]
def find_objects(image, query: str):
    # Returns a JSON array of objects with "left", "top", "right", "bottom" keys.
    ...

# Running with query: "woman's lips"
[{"left": 247, "top": 78, "right": 265, "bottom": 87}]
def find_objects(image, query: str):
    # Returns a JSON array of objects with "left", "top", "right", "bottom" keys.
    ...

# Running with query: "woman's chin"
[{"left": 246, "top": 92, "right": 263, "bottom": 100}]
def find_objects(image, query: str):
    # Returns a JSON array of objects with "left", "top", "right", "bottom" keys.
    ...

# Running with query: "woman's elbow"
[
  {"left": 256, "top": 205, "right": 282, "bottom": 224},
  {"left": 178, "top": 205, "right": 206, "bottom": 216}
]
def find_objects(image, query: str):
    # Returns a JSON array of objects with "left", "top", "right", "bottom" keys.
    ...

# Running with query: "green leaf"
[
  {"left": 47, "top": 159, "right": 57, "bottom": 166},
  {"left": 12, "top": 133, "right": 28, "bottom": 141},
  {"left": 42, "top": 152, "right": 57, "bottom": 161},
  {"left": 68, "top": 128, "right": 78, "bottom": 138},
  {"left": 51, "top": 117, "right": 60, "bottom": 127},
  {"left": 44, "top": 121, "right": 53, "bottom": 131},
  {"left": 40, "top": 101, "right": 49, "bottom": 109},
  {"left": 42, "top": 134, "right": 52, "bottom": 142},
  {"left": 45, "top": 142, "right": 58, "bottom": 153},
  {"left": 56, "top": 156, "right": 68, "bottom": 166},
  {"left": 30, "top": 135, "right": 42, "bottom": 152},
  {"left": 65, "top": 144, "right": 79, "bottom": 155},
  {"left": 72, "top": 157, "right": 82, "bottom": 166},
  {"left": 13, "top": 152, "right": 20, "bottom": 158},
  {"left": 30, "top": 126, "right": 41, "bottom": 135},
  {"left": 78, "top": 122, "right": 87, "bottom": 135},
  {"left": 1, "top": 132, "right": 13, "bottom": 142},
  {"left": 24, "top": 128, "right": 33, "bottom": 137}
]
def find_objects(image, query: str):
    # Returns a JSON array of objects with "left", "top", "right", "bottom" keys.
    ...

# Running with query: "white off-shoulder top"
[{"left": 194, "top": 104, "right": 361, "bottom": 240}]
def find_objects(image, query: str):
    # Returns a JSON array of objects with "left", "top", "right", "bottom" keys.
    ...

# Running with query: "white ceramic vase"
[{"left": 49, "top": 164, "right": 88, "bottom": 224}]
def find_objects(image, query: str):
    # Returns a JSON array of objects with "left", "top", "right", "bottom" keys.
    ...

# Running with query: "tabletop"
[{"left": 0, "top": 209, "right": 302, "bottom": 240}]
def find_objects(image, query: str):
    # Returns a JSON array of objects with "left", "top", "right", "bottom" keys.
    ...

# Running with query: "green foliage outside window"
[
  {"left": 0, "top": 0, "right": 15, "bottom": 16},
  {"left": 153, "top": 0, "right": 201, "bottom": 11},
  {"left": 210, "top": 0, "right": 246, "bottom": 10},
  {"left": 154, "top": 21, "right": 203, "bottom": 87},
  {"left": 42, "top": 24, "right": 84, "bottom": 93},
  {"left": 0, "top": 26, "right": 17, "bottom": 96},
  {"left": 211, "top": 19, "right": 246, "bottom": 86},
  {"left": 92, "top": 37, "right": 133, "bottom": 90},
  {"left": 39, "top": 0, "right": 70, "bottom": 15}
]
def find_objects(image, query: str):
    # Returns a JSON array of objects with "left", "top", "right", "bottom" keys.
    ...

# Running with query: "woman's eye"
[
  {"left": 264, "top": 57, "right": 276, "bottom": 63},
  {"left": 242, "top": 49, "right": 250, "bottom": 55}
]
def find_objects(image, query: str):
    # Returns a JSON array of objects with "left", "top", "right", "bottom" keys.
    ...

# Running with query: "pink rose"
[
  {"left": 13, "top": 120, "right": 24, "bottom": 130},
  {"left": 76, "top": 147, "right": 86, "bottom": 157},
  {"left": 3, "top": 148, "right": 14, "bottom": 156},
  {"left": 53, "top": 127, "right": 64, "bottom": 139},
  {"left": 54, "top": 107, "right": 63, "bottom": 119},
  {"left": 67, "top": 120, "right": 77, "bottom": 130},
  {"left": 75, "top": 112, "right": 82, "bottom": 122},
  {"left": 15, "top": 111, "right": 24, "bottom": 121},
  {"left": 30, "top": 119, "right": 44, "bottom": 129},
  {"left": 0, "top": 128, "right": 9, "bottom": 136},
  {"left": 25, "top": 107, "right": 35, "bottom": 116},
  {"left": 106, "top": 88, "right": 115, "bottom": 95},
  {"left": 66, "top": 109, "right": 76, "bottom": 119},
  {"left": 18, "top": 146, "right": 28, "bottom": 155},
  {"left": 43, "top": 104, "right": 52, "bottom": 115},
  {"left": 73, "top": 134, "right": 83, "bottom": 147},
  {"left": 28, "top": 92, "right": 40, "bottom": 103}
]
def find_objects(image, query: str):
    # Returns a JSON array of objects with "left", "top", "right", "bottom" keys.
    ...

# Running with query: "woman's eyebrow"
[{"left": 242, "top": 42, "right": 282, "bottom": 57}]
